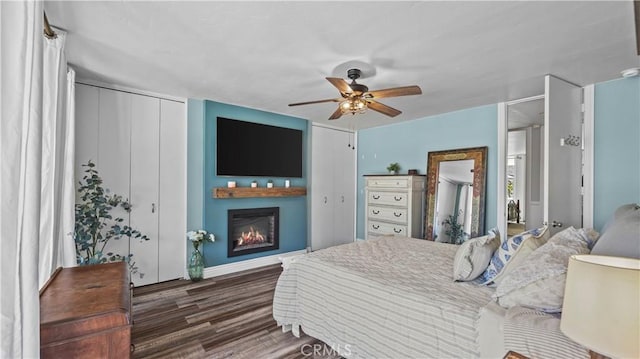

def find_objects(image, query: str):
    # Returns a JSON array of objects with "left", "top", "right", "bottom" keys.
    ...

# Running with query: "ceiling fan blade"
[
  {"left": 328, "top": 107, "right": 343, "bottom": 120},
  {"left": 326, "top": 77, "right": 353, "bottom": 94},
  {"left": 367, "top": 100, "right": 402, "bottom": 117},
  {"left": 366, "top": 85, "right": 422, "bottom": 99},
  {"left": 288, "top": 98, "right": 340, "bottom": 106}
]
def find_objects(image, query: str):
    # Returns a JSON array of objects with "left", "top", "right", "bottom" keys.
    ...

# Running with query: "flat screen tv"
[{"left": 216, "top": 117, "right": 303, "bottom": 178}]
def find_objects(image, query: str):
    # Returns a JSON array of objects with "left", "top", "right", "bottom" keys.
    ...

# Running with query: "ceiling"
[{"left": 45, "top": 1, "right": 638, "bottom": 130}]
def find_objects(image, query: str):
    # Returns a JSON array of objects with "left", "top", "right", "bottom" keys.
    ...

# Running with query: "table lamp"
[{"left": 561, "top": 255, "right": 640, "bottom": 358}]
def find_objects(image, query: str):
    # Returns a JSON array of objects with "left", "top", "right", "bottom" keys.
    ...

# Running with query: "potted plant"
[
  {"left": 74, "top": 161, "right": 149, "bottom": 276},
  {"left": 387, "top": 162, "right": 400, "bottom": 175},
  {"left": 442, "top": 213, "right": 466, "bottom": 245}
]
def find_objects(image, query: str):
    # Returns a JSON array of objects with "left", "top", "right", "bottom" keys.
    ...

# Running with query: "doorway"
[{"left": 506, "top": 97, "right": 544, "bottom": 235}]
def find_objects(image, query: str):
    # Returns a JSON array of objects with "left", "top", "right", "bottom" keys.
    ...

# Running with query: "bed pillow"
[
  {"left": 453, "top": 228, "right": 500, "bottom": 281},
  {"left": 477, "top": 226, "right": 548, "bottom": 286},
  {"left": 590, "top": 203, "right": 640, "bottom": 258},
  {"left": 494, "top": 227, "right": 598, "bottom": 312}
]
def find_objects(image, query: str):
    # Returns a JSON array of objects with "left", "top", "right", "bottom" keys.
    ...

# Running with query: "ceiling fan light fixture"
[{"left": 340, "top": 97, "right": 368, "bottom": 115}]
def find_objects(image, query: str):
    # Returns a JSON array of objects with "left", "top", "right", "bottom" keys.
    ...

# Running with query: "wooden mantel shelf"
[{"left": 213, "top": 187, "right": 307, "bottom": 199}]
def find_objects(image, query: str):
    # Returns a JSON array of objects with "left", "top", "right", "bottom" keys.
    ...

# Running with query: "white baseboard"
[
  {"left": 355, "top": 237, "right": 365, "bottom": 241},
  {"left": 202, "top": 249, "right": 307, "bottom": 278}
]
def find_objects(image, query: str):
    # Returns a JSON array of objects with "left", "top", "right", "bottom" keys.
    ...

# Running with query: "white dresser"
[{"left": 364, "top": 175, "right": 426, "bottom": 240}]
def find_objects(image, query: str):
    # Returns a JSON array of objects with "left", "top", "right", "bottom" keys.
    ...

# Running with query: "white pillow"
[
  {"left": 494, "top": 227, "right": 599, "bottom": 312},
  {"left": 591, "top": 203, "right": 640, "bottom": 258},
  {"left": 478, "top": 226, "right": 549, "bottom": 286},
  {"left": 453, "top": 228, "right": 500, "bottom": 281}
]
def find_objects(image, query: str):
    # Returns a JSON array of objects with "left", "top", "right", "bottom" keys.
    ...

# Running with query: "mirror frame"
[{"left": 424, "top": 146, "right": 488, "bottom": 241}]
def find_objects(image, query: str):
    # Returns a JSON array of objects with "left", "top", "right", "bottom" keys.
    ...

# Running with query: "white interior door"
[
  {"left": 544, "top": 75, "right": 583, "bottom": 234},
  {"left": 129, "top": 94, "right": 160, "bottom": 286},
  {"left": 311, "top": 125, "right": 335, "bottom": 251},
  {"left": 74, "top": 84, "right": 99, "bottom": 183},
  {"left": 98, "top": 88, "right": 132, "bottom": 265},
  {"left": 332, "top": 130, "right": 355, "bottom": 246},
  {"left": 158, "top": 99, "right": 187, "bottom": 281}
]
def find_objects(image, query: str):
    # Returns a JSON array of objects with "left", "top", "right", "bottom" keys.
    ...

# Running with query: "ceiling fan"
[{"left": 288, "top": 68, "right": 422, "bottom": 120}]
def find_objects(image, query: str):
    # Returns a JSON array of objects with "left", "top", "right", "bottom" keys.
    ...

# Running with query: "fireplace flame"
[{"left": 237, "top": 226, "right": 266, "bottom": 246}]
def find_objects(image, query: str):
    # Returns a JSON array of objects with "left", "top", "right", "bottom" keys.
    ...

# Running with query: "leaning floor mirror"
[{"left": 424, "top": 146, "right": 488, "bottom": 243}]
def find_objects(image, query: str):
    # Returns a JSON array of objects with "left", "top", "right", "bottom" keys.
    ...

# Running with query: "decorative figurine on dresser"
[{"left": 364, "top": 174, "right": 426, "bottom": 240}]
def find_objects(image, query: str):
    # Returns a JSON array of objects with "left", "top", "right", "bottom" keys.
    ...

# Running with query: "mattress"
[{"left": 273, "top": 236, "right": 495, "bottom": 358}]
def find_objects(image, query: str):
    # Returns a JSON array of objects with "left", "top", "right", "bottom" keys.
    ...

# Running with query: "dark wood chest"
[{"left": 40, "top": 262, "right": 131, "bottom": 358}]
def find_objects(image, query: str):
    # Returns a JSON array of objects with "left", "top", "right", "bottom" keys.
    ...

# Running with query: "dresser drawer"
[
  {"left": 368, "top": 191, "right": 408, "bottom": 207},
  {"left": 367, "top": 221, "right": 407, "bottom": 236},
  {"left": 368, "top": 206, "right": 408, "bottom": 224},
  {"left": 366, "top": 178, "right": 409, "bottom": 188}
]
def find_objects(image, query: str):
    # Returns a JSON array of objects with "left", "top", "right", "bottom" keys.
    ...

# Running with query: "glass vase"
[{"left": 188, "top": 247, "right": 204, "bottom": 282}]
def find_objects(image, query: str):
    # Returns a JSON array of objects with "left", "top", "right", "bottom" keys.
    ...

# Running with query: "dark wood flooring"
[{"left": 131, "top": 264, "right": 340, "bottom": 359}]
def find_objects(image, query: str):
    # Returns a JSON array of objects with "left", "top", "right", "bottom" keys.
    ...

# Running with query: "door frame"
[{"left": 497, "top": 89, "right": 594, "bottom": 237}]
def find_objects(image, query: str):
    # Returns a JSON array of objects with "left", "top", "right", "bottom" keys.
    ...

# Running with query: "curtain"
[
  {"left": 0, "top": 1, "right": 45, "bottom": 358},
  {"left": 1, "top": 2, "right": 75, "bottom": 357},
  {"left": 39, "top": 29, "right": 76, "bottom": 287}
]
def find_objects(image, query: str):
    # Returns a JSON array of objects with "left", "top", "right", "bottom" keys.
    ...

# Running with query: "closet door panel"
[
  {"left": 310, "top": 126, "right": 334, "bottom": 251},
  {"left": 98, "top": 88, "right": 132, "bottom": 264},
  {"left": 129, "top": 94, "right": 160, "bottom": 286},
  {"left": 74, "top": 84, "right": 99, "bottom": 185},
  {"left": 332, "top": 130, "right": 355, "bottom": 246},
  {"left": 158, "top": 100, "right": 187, "bottom": 282}
]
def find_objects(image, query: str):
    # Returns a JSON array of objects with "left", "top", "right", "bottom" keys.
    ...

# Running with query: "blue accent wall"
[
  {"left": 593, "top": 77, "right": 640, "bottom": 230},
  {"left": 356, "top": 104, "right": 498, "bottom": 239},
  {"left": 187, "top": 99, "right": 206, "bottom": 232},
  {"left": 189, "top": 100, "right": 308, "bottom": 266}
]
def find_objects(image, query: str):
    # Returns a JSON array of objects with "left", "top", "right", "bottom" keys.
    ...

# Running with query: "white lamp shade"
[{"left": 561, "top": 255, "right": 640, "bottom": 358}]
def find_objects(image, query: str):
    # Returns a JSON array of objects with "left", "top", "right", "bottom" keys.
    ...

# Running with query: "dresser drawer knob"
[
  {"left": 393, "top": 228, "right": 402, "bottom": 233},
  {"left": 372, "top": 210, "right": 380, "bottom": 215},
  {"left": 372, "top": 195, "right": 380, "bottom": 200},
  {"left": 372, "top": 224, "right": 380, "bottom": 229},
  {"left": 393, "top": 212, "right": 402, "bottom": 217},
  {"left": 394, "top": 196, "right": 402, "bottom": 201}
]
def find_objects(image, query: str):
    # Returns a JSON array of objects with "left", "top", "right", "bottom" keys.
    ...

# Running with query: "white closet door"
[
  {"left": 158, "top": 99, "right": 186, "bottom": 281},
  {"left": 311, "top": 126, "right": 335, "bottom": 251},
  {"left": 98, "top": 88, "right": 132, "bottom": 266},
  {"left": 74, "top": 84, "right": 99, "bottom": 185},
  {"left": 129, "top": 94, "right": 160, "bottom": 286},
  {"left": 332, "top": 130, "right": 355, "bottom": 246}
]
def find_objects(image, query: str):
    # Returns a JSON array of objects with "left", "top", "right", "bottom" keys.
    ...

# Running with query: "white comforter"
[{"left": 273, "top": 236, "right": 495, "bottom": 358}]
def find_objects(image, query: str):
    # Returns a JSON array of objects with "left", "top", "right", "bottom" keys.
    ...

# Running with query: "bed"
[{"left": 273, "top": 235, "right": 589, "bottom": 359}]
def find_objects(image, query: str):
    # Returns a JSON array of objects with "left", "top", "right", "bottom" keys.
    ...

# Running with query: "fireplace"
[{"left": 228, "top": 207, "right": 279, "bottom": 257}]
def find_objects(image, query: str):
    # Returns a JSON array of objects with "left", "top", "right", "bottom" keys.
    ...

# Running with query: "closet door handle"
[
  {"left": 151, "top": 203, "right": 155, "bottom": 213},
  {"left": 324, "top": 196, "right": 327, "bottom": 204},
  {"left": 372, "top": 210, "right": 380, "bottom": 215},
  {"left": 372, "top": 224, "right": 380, "bottom": 230},
  {"left": 394, "top": 196, "right": 402, "bottom": 201},
  {"left": 372, "top": 195, "right": 380, "bottom": 200},
  {"left": 341, "top": 195, "right": 344, "bottom": 203},
  {"left": 393, "top": 228, "right": 402, "bottom": 233},
  {"left": 394, "top": 212, "right": 402, "bottom": 217}
]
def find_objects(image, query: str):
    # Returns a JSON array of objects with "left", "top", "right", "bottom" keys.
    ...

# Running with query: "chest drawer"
[
  {"left": 367, "top": 220, "right": 407, "bottom": 236},
  {"left": 368, "top": 191, "right": 408, "bottom": 207},
  {"left": 366, "top": 178, "right": 409, "bottom": 188},
  {"left": 368, "top": 206, "right": 408, "bottom": 224}
]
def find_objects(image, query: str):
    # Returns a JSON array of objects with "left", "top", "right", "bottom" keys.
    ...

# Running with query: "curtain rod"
[{"left": 44, "top": 11, "right": 57, "bottom": 39}]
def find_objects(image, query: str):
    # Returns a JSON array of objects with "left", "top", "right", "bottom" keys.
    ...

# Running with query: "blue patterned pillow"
[{"left": 477, "top": 226, "right": 548, "bottom": 285}]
